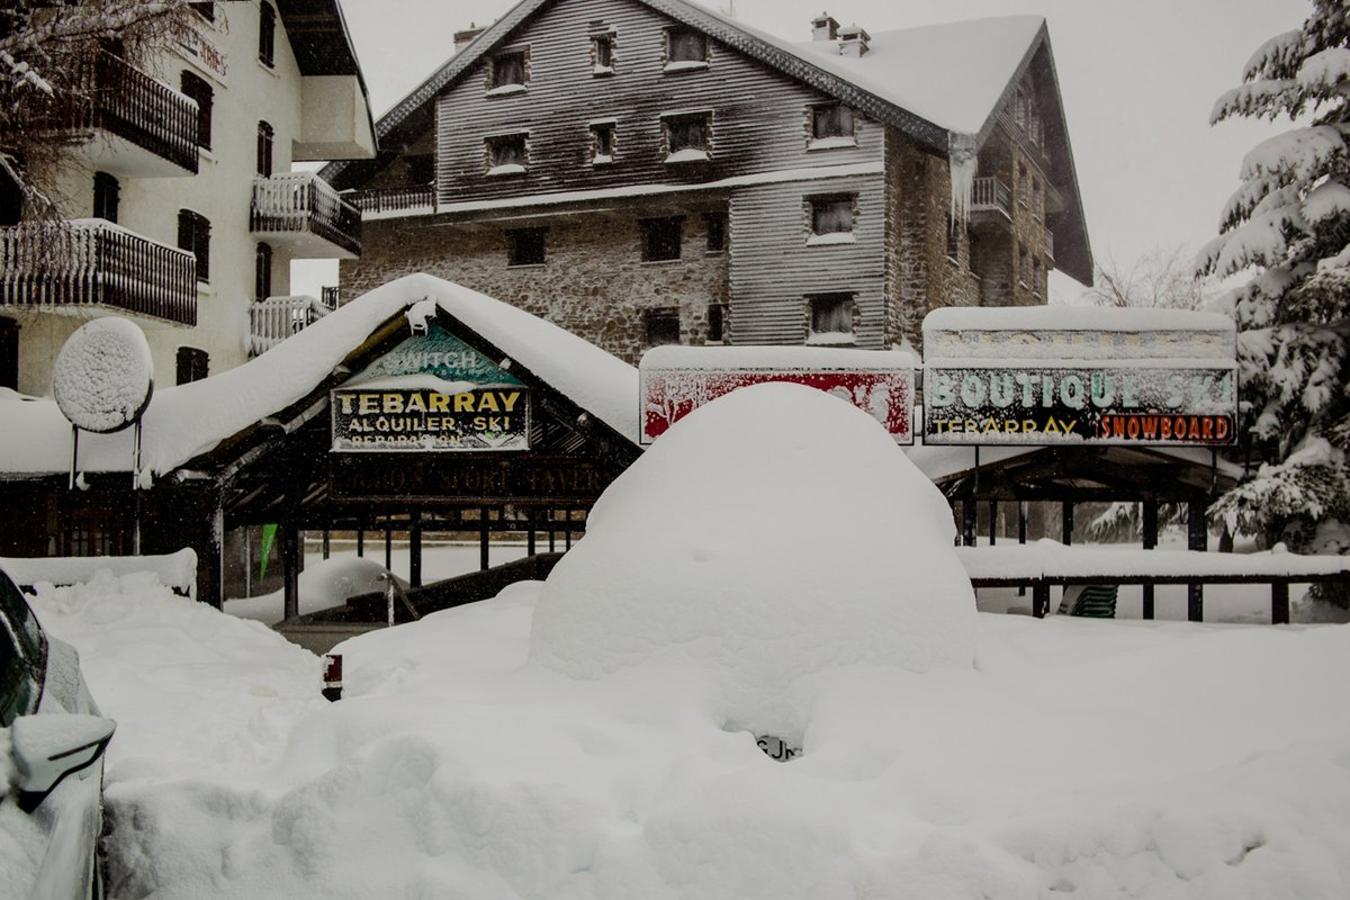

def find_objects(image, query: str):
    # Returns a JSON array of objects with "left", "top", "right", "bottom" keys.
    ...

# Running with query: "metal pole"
[
  {"left": 131, "top": 421, "right": 142, "bottom": 554},
  {"left": 69, "top": 425, "right": 79, "bottom": 490}
]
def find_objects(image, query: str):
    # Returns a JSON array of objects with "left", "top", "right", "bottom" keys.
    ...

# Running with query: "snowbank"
[
  {"left": 0, "top": 274, "right": 639, "bottom": 477},
  {"left": 225, "top": 556, "right": 394, "bottom": 625},
  {"left": 960, "top": 539, "right": 1350, "bottom": 581},
  {"left": 0, "top": 548, "right": 196, "bottom": 596},
  {"left": 530, "top": 383, "right": 976, "bottom": 738}
]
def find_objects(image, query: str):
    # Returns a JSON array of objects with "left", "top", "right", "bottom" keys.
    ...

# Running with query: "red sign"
[{"left": 639, "top": 348, "right": 915, "bottom": 444}]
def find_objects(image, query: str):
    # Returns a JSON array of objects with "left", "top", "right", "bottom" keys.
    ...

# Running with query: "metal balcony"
[
  {"left": 39, "top": 50, "right": 199, "bottom": 177},
  {"left": 249, "top": 294, "right": 332, "bottom": 356},
  {"left": 345, "top": 185, "right": 436, "bottom": 218},
  {"left": 0, "top": 219, "right": 197, "bottom": 325},
  {"left": 250, "top": 173, "right": 362, "bottom": 258}
]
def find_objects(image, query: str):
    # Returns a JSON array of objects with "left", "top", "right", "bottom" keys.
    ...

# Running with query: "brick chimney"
[
  {"left": 454, "top": 23, "right": 485, "bottom": 54},
  {"left": 837, "top": 24, "right": 870, "bottom": 57},
  {"left": 811, "top": 13, "right": 840, "bottom": 42}
]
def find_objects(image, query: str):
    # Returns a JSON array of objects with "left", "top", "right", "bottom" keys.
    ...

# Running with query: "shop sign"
[
  {"left": 640, "top": 347, "right": 915, "bottom": 444},
  {"left": 923, "top": 365, "right": 1237, "bottom": 446},
  {"left": 331, "top": 326, "right": 529, "bottom": 452}
]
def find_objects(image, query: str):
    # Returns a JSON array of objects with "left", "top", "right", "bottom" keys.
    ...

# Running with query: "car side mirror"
[{"left": 11, "top": 714, "right": 115, "bottom": 812}]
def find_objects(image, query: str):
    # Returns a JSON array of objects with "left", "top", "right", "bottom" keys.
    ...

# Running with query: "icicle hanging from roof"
[{"left": 948, "top": 132, "right": 978, "bottom": 230}]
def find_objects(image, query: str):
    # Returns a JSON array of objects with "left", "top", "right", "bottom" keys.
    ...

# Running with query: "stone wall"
[{"left": 342, "top": 205, "right": 730, "bottom": 365}]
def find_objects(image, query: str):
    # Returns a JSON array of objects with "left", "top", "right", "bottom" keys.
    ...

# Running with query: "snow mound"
[
  {"left": 530, "top": 382, "right": 975, "bottom": 737},
  {"left": 225, "top": 556, "right": 394, "bottom": 625},
  {"left": 52, "top": 317, "right": 153, "bottom": 434}
]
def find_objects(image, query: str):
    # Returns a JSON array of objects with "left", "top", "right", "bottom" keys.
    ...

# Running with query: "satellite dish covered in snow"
[{"left": 53, "top": 317, "right": 154, "bottom": 434}]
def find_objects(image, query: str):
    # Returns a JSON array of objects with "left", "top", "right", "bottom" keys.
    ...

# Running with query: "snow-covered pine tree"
[{"left": 1200, "top": 1, "right": 1350, "bottom": 598}]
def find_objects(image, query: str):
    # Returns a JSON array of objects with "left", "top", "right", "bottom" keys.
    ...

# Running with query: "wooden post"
[
  {"left": 527, "top": 524, "right": 536, "bottom": 557},
  {"left": 1017, "top": 502, "right": 1028, "bottom": 596},
  {"left": 480, "top": 507, "right": 490, "bottom": 572},
  {"left": 1271, "top": 581, "right": 1290, "bottom": 625},
  {"left": 356, "top": 521, "right": 364, "bottom": 558},
  {"left": 1142, "top": 500, "right": 1158, "bottom": 620},
  {"left": 1061, "top": 502, "right": 1074, "bottom": 546},
  {"left": 988, "top": 501, "right": 998, "bottom": 546},
  {"left": 1033, "top": 582, "right": 1049, "bottom": 619},
  {"left": 282, "top": 522, "right": 300, "bottom": 621},
  {"left": 1187, "top": 499, "right": 1206, "bottom": 622},
  {"left": 322, "top": 521, "right": 331, "bottom": 560},
  {"left": 384, "top": 523, "right": 392, "bottom": 571},
  {"left": 962, "top": 501, "right": 977, "bottom": 547},
  {"left": 409, "top": 509, "right": 422, "bottom": 588}
]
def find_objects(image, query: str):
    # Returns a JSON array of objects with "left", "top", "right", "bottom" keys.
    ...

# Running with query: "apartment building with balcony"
[
  {"left": 324, "top": 0, "right": 1091, "bottom": 364},
  {"left": 0, "top": 0, "right": 376, "bottom": 396}
]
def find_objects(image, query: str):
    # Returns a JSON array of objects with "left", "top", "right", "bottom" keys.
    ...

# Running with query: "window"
[
  {"left": 944, "top": 211, "right": 958, "bottom": 261},
  {"left": 664, "top": 113, "right": 708, "bottom": 162},
  {"left": 259, "top": 2, "right": 276, "bottom": 67},
  {"left": 406, "top": 154, "right": 435, "bottom": 184},
  {"left": 1034, "top": 180, "right": 1044, "bottom": 220},
  {"left": 0, "top": 619, "right": 39, "bottom": 728},
  {"left": 506, "top": 228, "right": 547, "bottom": 266},
  {"left": 640, "top": 216, "right": 682, "bottom": 262},
  {"left": 486, "top": 134, "right": 527, "bottom": 173},
  {"left": 809, "top": 195, "right": 854, "bottom": 240},
  {"left": 592, "top": 32, "right": 615, "bottom": 72},
  {"left": 811, "top": 104, "right": 854, "bottom": 142},
  {"left": 93, "top": 171, "right": 119, "bottom": 223},
  {"left": 1032, "top": 257, "right": 1042, "bottom": 295},
  {"left": 808, "top": 293, "right": 854, "bottom": 341},
  {"left": 489, "top": 50, "right": 527, "bottom": 91},
  {"left": 180, "top": 71, "right": 213, "bottom": 150},
  {"left": 1017, "top": 162, "right": 1029, "bottom": 207},
  {"left": 704, "top": 211, "right": 727, "bottom": 253},
  {"left": 176, "top": 347, "right": 209, "bottom": 384},
  {"left": 967, "top": 228, "right": 980, "bottom": 275},
  {"left": 177, "top": 209, "right": 211, "bottom": 283},
  {"left": 255, "top": 242, "right": 272, "bottom": 302},
  {"left": 590, "top": 121, "right": 615, "bottom": 163},
  {"left": 190, "top": 2, "right": 214, "bottom": 22},
  {"left": 1018, "top": 243, "right": 1029, "bottom": 286},
  {"left": 256, "top": 121, "right": 274, "bottom": 177},
  {"left": 644, "top": 309, "right": 681, "bottom": 346},
  {"left": 0, "top": 573, "right": 44, "bottom": 664},
  {"left": 666, "top": 29, "right": 707, "bottom": 67},
  {"left": 706, "top": 303, "right": 727, "bottom": 343}
]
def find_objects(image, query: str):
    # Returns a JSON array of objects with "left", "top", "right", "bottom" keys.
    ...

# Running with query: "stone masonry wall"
[{"left": 342, "top": 206, "right": 730, "bottom": 365}]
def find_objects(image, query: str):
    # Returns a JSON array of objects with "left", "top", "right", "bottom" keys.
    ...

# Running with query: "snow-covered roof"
[
  {"left": 792, "top": 17, "right": 1045, "bottom": 135},
  {"left": 924, "top": 306, "right": 1236, "bottom": 333},
  {"left": 0, "top": 275, "right": 639, "bottom": 478}
]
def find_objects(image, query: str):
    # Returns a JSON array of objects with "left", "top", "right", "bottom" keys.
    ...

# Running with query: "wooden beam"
[
  {"left": 410, "top": 509, "right": 422, "bottom": 588},
  {"left": 282, "top": 522, "right": 300, "bottom": 621},
  {"left": 480, "top": 507, "right": 491, "bottom": 572},
  {"left": 962, "top": 501, "right": 977, "bottom": 547},
  {"left": 1033, "top": 582, "right": 1049, "bottom": 618},
  {"left": 1061, "top": 502, "right": 1074, "bottom": 546},
  {"left": 988, "top": 501, "right": 998, "bottom": 547}
]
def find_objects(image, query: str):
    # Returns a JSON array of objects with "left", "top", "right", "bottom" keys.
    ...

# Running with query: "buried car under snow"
[{"left": 1, "top": 567, "right": 115, "bottom": 899}]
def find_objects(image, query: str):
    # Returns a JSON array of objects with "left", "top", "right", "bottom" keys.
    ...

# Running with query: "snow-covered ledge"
[
  {"left": 485, "top": 83, "right": 527, "bottom": 97},
  {"left": 806, "top": 231, "right": 857, "bottom": 246},
  {"left": 665, "top": 149, "right": 709, "bottom": 164},
  {"left": 487, "top": 163, "right": 527, "bottom": 177}
]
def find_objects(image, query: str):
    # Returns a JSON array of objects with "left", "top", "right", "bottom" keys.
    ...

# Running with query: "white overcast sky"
[{"left": 298, "top": 0, "right": 1308, "bottom": 299}]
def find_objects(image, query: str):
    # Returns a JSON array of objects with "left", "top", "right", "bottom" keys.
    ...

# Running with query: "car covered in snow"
[{"left": 0, "top": 567, "right": 115, "bottom": 899}]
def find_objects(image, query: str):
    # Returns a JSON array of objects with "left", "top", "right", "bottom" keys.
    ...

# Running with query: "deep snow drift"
[{"left": 531, "top": 383, "right": 975, "bottom": 739}]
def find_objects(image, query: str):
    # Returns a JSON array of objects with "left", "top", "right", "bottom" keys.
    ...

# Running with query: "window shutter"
[
  {"left": 257, "top": 121, "right": 274, "bottom": 177},
  {"left": 259, "top": 3, "right": 276, "bottom": 67},
  {"left": 195, "top": 215, "right": 211, "bottom": 283},
  {"left": 255, "top": 243, "right": 272, "bottom": 302}
]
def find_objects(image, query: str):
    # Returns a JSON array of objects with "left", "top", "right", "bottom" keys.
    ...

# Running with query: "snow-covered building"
[
  {"left": 0, "top": 0, "right": 377, "bottom": 396},
  {"left": 324, "top": 2, "right": 1092, "bottom": 363}
]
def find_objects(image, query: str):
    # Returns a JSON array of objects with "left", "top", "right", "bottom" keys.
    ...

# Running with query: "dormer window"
[
  {"left": 807, "top": 194, "right": 856, "bottom": 245},
  {"left": 488, "top": 49, "right": 528, "bottom": 94},
  {"left": 665, "top": 29, "right": 708, "bottom": 71},
  {"left": 809, "top": 103, "right": 855, "bottom": 149},
  {"left": 486, "top": 133, "right": 528, "bottom": 175},
  {"left": 592, "top": 31, "right": 615, "bottom": 74},
  {"left": 664, "top": 112, "right": 709, "bottom": 163}
]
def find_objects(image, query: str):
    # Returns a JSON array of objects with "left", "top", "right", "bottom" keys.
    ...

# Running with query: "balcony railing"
[
  {"left": 345, "top": 185, "right": 436, "bottom": 217},
  {"left": 40, "top": 49, "right": 199, "bottom": 174},
  {"left": 0, "top": 219, "right": 197, "bottom": 325},
  {"left": 249, "top": 294, "right": 331, "bottom": 356},
  {"left": 250, "top": 173, "right": 362, "bottom": 257},
  {"left": 970, "top": 177, "right": 1012, "bottom": 219}
]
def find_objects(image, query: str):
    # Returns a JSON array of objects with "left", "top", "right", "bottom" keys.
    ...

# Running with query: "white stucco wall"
[{"left": 14, "top": 1, "right": 368, "bottom": 397}]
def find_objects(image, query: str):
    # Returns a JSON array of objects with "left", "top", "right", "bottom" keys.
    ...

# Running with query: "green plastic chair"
[{"left": 1058, "top": 584, "right": 1118, "bottom": 618}]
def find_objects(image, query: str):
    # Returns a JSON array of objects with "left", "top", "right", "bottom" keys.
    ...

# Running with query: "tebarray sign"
[
  {"left": 331, "top": 326, "right": 530, "bottom": 452},
  {"left": 921, "top": 309, "right": 1239, "bottom": 447}
]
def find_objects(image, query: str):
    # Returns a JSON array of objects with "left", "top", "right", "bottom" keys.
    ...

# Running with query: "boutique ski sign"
[
  {"left": 922, "top": 308, "right": 1238, "bottom": 447},
  {"left": 639, "top": 346, "right": 914, "bottom": 444},
  {"left": 332, "top": 325, "right": 529, "bottom": 452}
]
